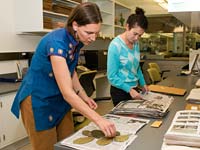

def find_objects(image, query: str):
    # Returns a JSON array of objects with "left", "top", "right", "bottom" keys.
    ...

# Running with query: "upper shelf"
[
  {"left": 43, "top": 10, "right": 68, "bottom": 18},
  {"left": 54, "top": 0, "right": 80, "bottom": 7}
]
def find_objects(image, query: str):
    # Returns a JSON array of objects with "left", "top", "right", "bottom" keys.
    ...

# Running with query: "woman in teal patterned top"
[{"left": 107, "top": 7, "right": 149, "bottom": 106}]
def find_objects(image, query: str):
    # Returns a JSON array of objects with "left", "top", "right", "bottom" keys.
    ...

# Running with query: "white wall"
[{"left": 0, "top": 0, "right": 42, "bottom": 74}]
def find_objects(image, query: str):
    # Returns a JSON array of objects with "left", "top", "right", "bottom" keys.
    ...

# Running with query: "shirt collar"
[{"left": 65, "top": 29, "right": 79, "bottom": 47}]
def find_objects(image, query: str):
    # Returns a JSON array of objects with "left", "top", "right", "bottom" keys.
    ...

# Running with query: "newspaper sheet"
[
  {"left": 195, "top": 78, "right": 200, "bottom": 87},
  {"left": 61, "top": 114, "right": 149, "bottom": 150},
  {"left": 111, "top": 92, "right": 174, "bottom": 118},
  {"left": 164, "top": 110, "right": 200, "bottom": 148},
  {"left": 161, "top": 142, "right": 200, "bottom": 150},
  {"left": 186, "top": 88, "right": 200, "bottom": 103}
]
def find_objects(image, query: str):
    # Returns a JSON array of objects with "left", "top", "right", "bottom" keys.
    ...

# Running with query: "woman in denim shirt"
[{"left": 11, "top": 2, "right": 116, "bottom": 150}]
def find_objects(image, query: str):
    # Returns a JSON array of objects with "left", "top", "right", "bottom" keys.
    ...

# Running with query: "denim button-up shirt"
[{"left": 11, "top": 28, "right": 83, "bottom": 131}]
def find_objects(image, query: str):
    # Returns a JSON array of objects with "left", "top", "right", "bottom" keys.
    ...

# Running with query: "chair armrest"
[
  {"left": 162, "top": 70, "right": 170, "bottom": 73},
  {"left": 93, "top": 96, "right": 111, "bottom": 101},
  {"left": 161, "top": 70, "right": 170, "bottom": 77}
]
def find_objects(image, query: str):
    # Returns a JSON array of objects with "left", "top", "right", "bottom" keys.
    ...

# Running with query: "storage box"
[
  {"left": 43, "top": 0, "right": 52, "bottom": 11},
  {"left": 52, "top": 4, "right": 73, "bottom": 15},
  {"left": 43, "top": 17, "right": 53, "bottom": 29}
]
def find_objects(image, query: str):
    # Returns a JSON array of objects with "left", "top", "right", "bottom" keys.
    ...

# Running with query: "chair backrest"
[
  {"left": 147, "top": 68, "right": 162, "bottom": 84},
  {"left": 148, "top": 62, "right": 161, "bottom": 73},
  {"left": 79, "top": 70, "right": 97, "bottom": 97}
]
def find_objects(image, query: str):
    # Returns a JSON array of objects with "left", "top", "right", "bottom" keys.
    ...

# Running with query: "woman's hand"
[
  {"left": 142, "top": 85, "right": 149, "bottom": 94},
  {"left": 95, "top": 117, "right": 116, "bottom": 138},
  {"left": 129, "top": 88, "right": 142, "bottom": 99},
  {"left": 84, "top": 97, "right": 98, "bottom": 110}
]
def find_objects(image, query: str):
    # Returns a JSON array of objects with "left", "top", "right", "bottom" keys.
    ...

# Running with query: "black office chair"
[
  {"left": 79, "top": 70, "right": 111, "bottom": 101},
  {"left": 73, "top": 69, "right": 111, "bottom": 129},
  {"left": 73, "top": 70, "right": 97, "bottom": 128},
  {"left": 79, "top": 70, "right": 97, "bottom": 98}
]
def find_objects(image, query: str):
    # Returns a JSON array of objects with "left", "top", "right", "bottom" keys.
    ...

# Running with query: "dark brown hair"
[
  {"left": 66, "top": 2, "right": 102, "bottom": 35},
  {"left": 126, "top": 7, "right": 148, "bottom": 30}
]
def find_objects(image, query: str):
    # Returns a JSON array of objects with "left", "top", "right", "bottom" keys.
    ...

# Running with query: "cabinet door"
[
  {"left": 0, "top": 92, "right": 27, "bottom": 149},
  {"left": 15, "top": 0, "right": 80, "bottom": 34},
  {"left": 83, "top": 0, "right": 114, "bottom": 38}
]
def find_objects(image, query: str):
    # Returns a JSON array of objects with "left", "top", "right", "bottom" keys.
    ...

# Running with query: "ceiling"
[
  {"left": 116, "top": 0, "right": 168, "bottom": 15},
  {"left": 116, "top": 0, "right": 200, "bottom": 33},
  {"left": 116, "top": 0, "right": 179, "bottom": 33},
  {"left": 116, "top": 0, "right": 173, "bottom": 33},
  {"left": 146, "top": 15, "right": 182, "bottom": 33}
]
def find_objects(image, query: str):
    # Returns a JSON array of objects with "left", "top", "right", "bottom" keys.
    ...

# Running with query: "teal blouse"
[{"left": 107, "top": 35, "right": 146, "bottom": 93}]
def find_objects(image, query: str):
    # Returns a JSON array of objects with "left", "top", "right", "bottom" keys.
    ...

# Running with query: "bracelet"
[
  {"left": 76, "top": 90, "right": 80, "bottom": 95},
  {"left": 76, "top": 88, "right": 84, "bottom": 95}
]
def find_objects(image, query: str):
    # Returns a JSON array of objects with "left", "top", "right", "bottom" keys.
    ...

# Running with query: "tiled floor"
[
  {"left": 1, "top": 138, "right": 31, "bottom": 150},
  {"left": 2, "top": 100, "right": 113, "bottom": 150}
]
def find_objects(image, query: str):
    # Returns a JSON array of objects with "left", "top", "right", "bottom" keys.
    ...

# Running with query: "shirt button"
[
  {"left": 58, "top": 49, "right": 63, "bottom": 55},
  {"left": 50, "top": 48, "right": 54, "bottom": 53},
  {"left": 49, "top": 115, "right": 53, "bottom": 122},
  {"left": 69, "top": 43, "right": 73, "bottom": 49},
  {"left": 68, "top": 50, "right": 72, "bottom": 54},
  {"left": 49, "top": 72, "right": 53, "bottom": 77}
]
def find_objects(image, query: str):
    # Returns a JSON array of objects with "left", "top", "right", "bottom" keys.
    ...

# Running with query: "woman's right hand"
[
  {"left": 130, "top": 88, "right": 142, "bottom": 99},
  {"left": 95, "top": 117, "right": 116, "bottom": 137}
]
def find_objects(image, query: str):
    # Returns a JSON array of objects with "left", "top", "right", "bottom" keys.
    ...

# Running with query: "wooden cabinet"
[
  {"left": 15, "top": 0, "right": 81, "bottom": 34},
  {"left": 0, "top": 92, "right": 27, "bottom": 149}
]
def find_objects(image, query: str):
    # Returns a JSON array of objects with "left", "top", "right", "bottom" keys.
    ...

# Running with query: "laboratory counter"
[{"left": 54, "top": 75, "right": 199, "bottom": 150}]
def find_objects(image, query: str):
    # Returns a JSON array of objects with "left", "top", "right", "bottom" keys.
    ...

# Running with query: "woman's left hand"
[{"left": 84, "top": 97, "right": 98, "bottom": 110}]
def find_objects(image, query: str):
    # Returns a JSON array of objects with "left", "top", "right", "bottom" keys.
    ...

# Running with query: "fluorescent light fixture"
[
  {"left": 154, "top": 0, "right": 165, "bottom": 3},
  {"left": 154, "top": 0, "right": 168, "bottom": 10},
  {"left": 168, "top": 0, "right": 200, "bottom": 12},
  {"left": 159, "top": 2, "right": 168, "bottom": 9}
]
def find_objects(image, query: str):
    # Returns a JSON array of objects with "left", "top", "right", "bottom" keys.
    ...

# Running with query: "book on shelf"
[
  {"left": 110, "top": 92, "right": 174, "bottom": 118},
  {"left": 186, "top": 88, "right": 200, "bottom": 104},
  {"left": 163, "top": 110, "right": 200, "bottom": 148},
  {"left": 60, "top": 114, "right": 149, "bottom": 150}
]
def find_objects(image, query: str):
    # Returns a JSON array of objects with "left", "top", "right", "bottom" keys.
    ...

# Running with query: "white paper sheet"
[{"left": 61, "top": 114, "right": 149, "bottom": 150}]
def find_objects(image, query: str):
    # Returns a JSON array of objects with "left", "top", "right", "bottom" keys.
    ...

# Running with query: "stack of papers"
[
  {"left": 186, "top": 88, "right": 200, "bottom": 103},
  {"left": 110, "top": 92, "right": 174, "bottom": 118},
  {"left": 195, "top": 78, "right": 200, "bottom": 87},
  {"left": 61, "top": 114, "right": 149, "bottom": 150},
  {"left": 162, "top": 142, "right": 200, "bottom": 150},
  {"left": 163, "top": 110, "right": 200, "bottom": 148}
]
